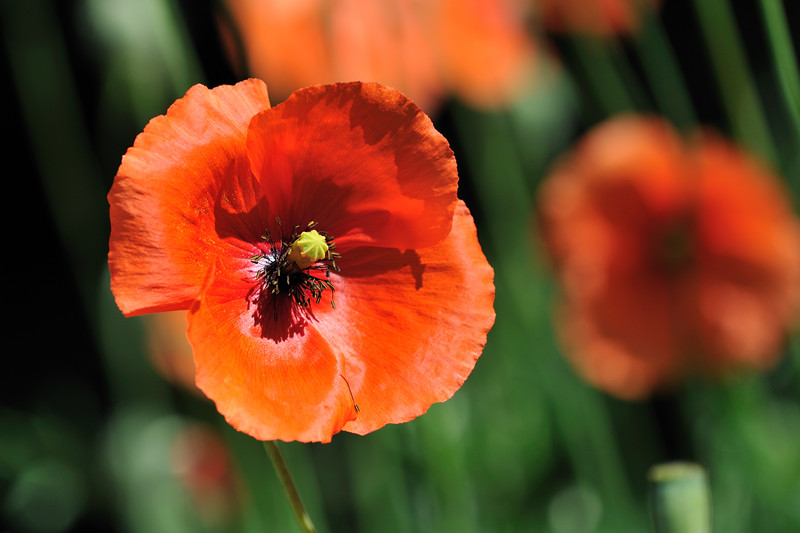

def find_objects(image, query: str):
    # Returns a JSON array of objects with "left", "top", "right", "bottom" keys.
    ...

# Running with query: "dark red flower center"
[
  {"left": 651, "top": 215, "right": 695, "bottom": 276},
  {"left": 250, "top": 219, "right": 340, "bottom": 320}
]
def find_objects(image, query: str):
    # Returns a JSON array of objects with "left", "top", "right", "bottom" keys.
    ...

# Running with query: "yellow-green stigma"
[
  {"left": 288, "top": 229, "right": 329, "bottom": 269},
  {"left": 250, "top": 220, "right": 340, "bottom": 320}
]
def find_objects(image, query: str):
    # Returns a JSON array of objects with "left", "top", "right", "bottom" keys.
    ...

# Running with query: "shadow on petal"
[
  {"left": 246, "top": 285, "right": 313, "bottom": 343},
  {"left": 340, "top": 247, "right": 425, "bottom": 290}
]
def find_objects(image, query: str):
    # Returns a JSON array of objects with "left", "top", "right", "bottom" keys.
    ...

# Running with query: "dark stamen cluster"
[{"left": 250, "top": 219, "right": 340, "bottom": 320}]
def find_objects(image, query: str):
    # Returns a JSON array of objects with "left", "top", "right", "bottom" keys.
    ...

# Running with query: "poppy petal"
[
  {"left": 188, "top": 255, "right": 358, "bottom": 443},
  {"left": 312, "top": 201, "right": 495, "bottom": 435},
  {"left": 556, "top": 270, "right": 686, "bottom": 399},
  {"left": 109, "top": 79, "right": 270, "bottom": 316},
  {"left": 693, "top": 136, "right": 800, "bottom": 367},
  {"left": 245, "top": 81, "right": 459, "bottom": 252},
  {"left": 437, "top": 0, "right": 538, "bottom": 108}
]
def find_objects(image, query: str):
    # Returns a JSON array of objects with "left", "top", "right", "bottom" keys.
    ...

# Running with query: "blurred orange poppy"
[
  {"left": 535, "top": 0, "right": 657, "bottom": 35},
  {"left": 537, "top": 116, "right": 800, "bottom": 399},
  {"left": 218, "top": 0, "right": 538, "bottom": 111},
  {"left": 109, "top": 79, "right": 495, "bottom": 442}
]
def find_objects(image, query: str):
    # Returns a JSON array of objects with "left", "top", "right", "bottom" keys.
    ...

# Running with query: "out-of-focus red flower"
[
  {"left": 109, "top": 79, "right": 495, "bottom": 442},
  {"left": 537, "top": 115, "right": 800, "bottom": 399},
  {"left": 172, "top": 424, "right": 240, "bottom": 526},
  {"left": 535, "top": 0, "right": 657, "bottom": 35},
  {"left": 218, "top": 0, "right": 538, "bottom": 112}
]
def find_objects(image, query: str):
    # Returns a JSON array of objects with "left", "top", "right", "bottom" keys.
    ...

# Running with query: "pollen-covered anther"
[{"left": 288, "top": 229, "right": 329, "bottom": 269}]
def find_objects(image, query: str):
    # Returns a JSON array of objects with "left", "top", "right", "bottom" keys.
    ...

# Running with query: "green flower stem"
[
  {"left": 634, "top": 8, "right": 697, "bottom": 132},
  {"left": 566, "top": 35, "right": 641, "bottom": 117},
  {"left": 452, "top": 106, "right": 645, "bottom": 530},
  {"left": 648, "top": 462, "right": 711, "bottom": 533},
  {"left": 691, "top": 0, "right": 777, "bottom": 165},
  {"left": 758, "top": 0, "right": 800, "bottom": 200},
  {"left": 263, "top": 441, "right": 317, "bottom": 533},
  {"left": 758, "top": 0, "right": 800, "bottom": 129}
]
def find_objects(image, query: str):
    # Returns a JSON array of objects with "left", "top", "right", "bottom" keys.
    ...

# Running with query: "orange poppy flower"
[
  {"left": 537, "top": 116, "right": 800, "bottom": 399},
  {"left": 535, "top": 0, "right": 657, "bottom": 35},
  {"left": 218, "top": 0, "right": 538, "bottom": 111},
  {"left": 109, "top": 79, "right": 495, "bottom": 442}
]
